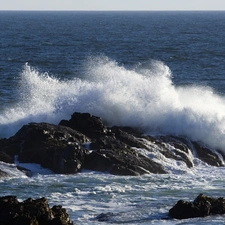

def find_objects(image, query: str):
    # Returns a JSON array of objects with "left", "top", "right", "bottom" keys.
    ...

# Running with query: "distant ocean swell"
[{"left": 1, "top": 56, "right": 225, "bottom": 151}]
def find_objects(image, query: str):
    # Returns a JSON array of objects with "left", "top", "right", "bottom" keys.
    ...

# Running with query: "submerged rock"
[
  {"left": 0, "top": 195, "right": 74, "bottom": 225},
  {"left": 169, "top": 194, "right": 225, "bottom": 219},
  {"left": 96, "top": 212, "right": 115, "bottom": 222}
]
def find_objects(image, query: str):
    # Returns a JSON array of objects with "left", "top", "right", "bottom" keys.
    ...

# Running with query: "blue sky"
[{"left": 1, "top": 0, "right": 225, "bottom": 10}]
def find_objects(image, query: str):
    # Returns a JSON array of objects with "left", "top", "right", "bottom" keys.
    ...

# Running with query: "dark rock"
[
  {"left": 5, "top": 122, "right": 89, "bottom": 174},
  {"left": 96, "top": 212, "right": 115, "bottom": 222},
  {"left": 110, "top": 164, "right": 145, "bottom": 176},
  {"left": 192, "top": 142, "right": 223, "bottom": 166},
  {"left": 2, "top": 112, "right": 225, "bottom": 176},
  {"left": 59, "top": 113, "right": 167, "bottom": 175},
  {"left": 0, "top": 137, "right": 19, "bottom": 159},
  {"left": 84, "top": 148, "right": 166, "bottom": 175},
  {"left": 111, "top": 126, "right": 147, "bottom": 149},
  {"left": 59, "top": 112, "right": 109, "bottom": 138},
  {"left": 16, "top": 166, "right": 33, "bottom": 177},
  {"left": 0, "top": 196, "right": 74, "bottom": 225},
  {"left": 169, "top": 199, "right": 203, "bottom": 219},
  {"left": 169, "top": 194, "right": 225, "bottom": 219},
  {"left": 0, "top": 151, "right": 14, "bottom": 164},
  {"left": 90, "top": 135, "right": 124, "bottom": 150},
  {"left": 51, "top": 205, "right": 73, "bottom": 225},
  {"left": 159, "top": 136, "right": 194, "bottom": 168},
  {"left": 84, "top": 151, "right": 111, "bottom": 172}
]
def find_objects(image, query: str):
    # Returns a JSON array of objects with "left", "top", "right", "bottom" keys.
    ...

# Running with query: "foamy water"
[
  {"left": 1, "top": 56, "right": 225, "bottom": 152},
  {"left": 1, "top": 158, "right": 225, "bottom": 225}
]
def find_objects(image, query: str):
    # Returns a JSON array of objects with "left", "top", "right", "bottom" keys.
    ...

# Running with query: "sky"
[{"left": 1, "top": 0, "right": 225, "bottom": 11}]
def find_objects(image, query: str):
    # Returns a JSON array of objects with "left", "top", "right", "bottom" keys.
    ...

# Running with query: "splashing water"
[{"left": 1, "top": 56, "right": 225, "bottom": 151}]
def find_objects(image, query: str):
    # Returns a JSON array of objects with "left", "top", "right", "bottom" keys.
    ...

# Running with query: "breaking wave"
[{"left": 1, "top": 56, "right": 225, "bottom": 151}]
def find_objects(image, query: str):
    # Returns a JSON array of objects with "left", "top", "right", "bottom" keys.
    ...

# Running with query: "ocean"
[{"left": 1, "top": 11, "right": 225, "bottom": 224}]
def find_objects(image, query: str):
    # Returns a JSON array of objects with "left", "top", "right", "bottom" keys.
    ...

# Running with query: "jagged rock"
[
  {"left": 111, "top": 126, "right": 147, "bottom": 149},
  {"left": 169, "top": 194, "right": 225, "bottom": 219},
  {"left": 159, "top": 136, "right": 194, "bottom": 168},
  {"left": 2, "top": 122, "right": 89, "bottom": 174},
  {"left": 192, "top": 142, "right": 223, "bottom": 166},
  {"left": 1, "top": 112, "right": 225, "bottom": 176},
  {"left": 90, "top": 135, "right": 124, "bottom": 150},
  {"left": 60, "top": 113, "right": 167, "bottom": 175},
  {"left": 84, "top": 148, "right": 166, "bottom": 175},
  {"left": 59, "top": 112, "right": 109, "bottom": 139},
  {"left": 0, "top": 196, "right": 74, "bottom": 225}
]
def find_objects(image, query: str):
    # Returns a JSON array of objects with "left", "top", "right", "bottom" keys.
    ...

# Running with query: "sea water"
[{"left": 1, "top": 11, "right": 225, "bottom": 224}]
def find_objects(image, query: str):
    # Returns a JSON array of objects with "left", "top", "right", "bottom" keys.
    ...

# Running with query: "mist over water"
[{"left": 1, "top": 56, "right": 225, "bottom": 151}]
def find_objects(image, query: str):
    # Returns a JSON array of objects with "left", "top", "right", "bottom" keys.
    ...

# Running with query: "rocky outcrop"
[
  {"left": 0, "top": 195, "right": 74, "bottom": 225},
  {"left": 60, "top": 113, "right": 167, "bottom": 175},
  {"left": 169, "top": 194, "right": 225, "bottom": 219},
  {"left": 1, "top": 122, "right": 89, "bottom": 174},
  {"left": 84, "top": 148, "right": 165, "bottom": 176},
  {"left": 59, "top": 112, "right": 109, "bottom": 139},
  {"left": 0, "top": 112, "right": 224, "bottom": 176}
]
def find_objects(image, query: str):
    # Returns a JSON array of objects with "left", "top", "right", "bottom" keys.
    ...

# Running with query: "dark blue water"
[{"left": 1, "top": 11, "right": 225, "bottom": 104}]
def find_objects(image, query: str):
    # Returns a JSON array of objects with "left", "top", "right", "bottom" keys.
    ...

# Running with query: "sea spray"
[{"left": 1, "top": 56, "right": 225, "bottom": 152}]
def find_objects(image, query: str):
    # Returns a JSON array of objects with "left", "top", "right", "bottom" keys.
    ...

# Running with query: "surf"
[{"left": 1, "top": 56, "right": 225, "bottom": 152}]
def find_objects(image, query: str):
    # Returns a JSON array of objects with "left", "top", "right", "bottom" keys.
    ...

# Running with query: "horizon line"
[{"left": 0, "top": 9, "right": 225, "bottom": 12}]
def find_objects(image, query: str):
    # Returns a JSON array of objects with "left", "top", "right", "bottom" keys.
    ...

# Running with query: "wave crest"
[{"left": 1, "top": 57, "right": 225, "bottom": 151}]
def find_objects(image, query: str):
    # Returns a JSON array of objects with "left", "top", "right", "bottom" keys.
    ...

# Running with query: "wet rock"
[
  {"left": 159, "top": 136, "right": 194, "bottom": 168},
  {"left": 3, "top": 122, "right": 89, "bottom": 174},
  {"left": 16, "top": 166, "right": 33, "bottom": 177},
  {"left": 84, "top": 148, "right": 166, "bottom": 175},
  {"left": 111, "top": 126, "right": 146, "bottom": 149},
  {"left": 59, "top": 112, "right": 109, "bottom": 139},
  {"left": 0, "top": 196, "right": 74, "bottom": 225},
  {"left": 169, "top": 194, "right": 225, "bottom": 219},
  {"left": 0, "top": 151, "right": 14, "bottom": 164},
  {"left": 61, "top": 113, "right": 167, "bottom": 175},
  {"left": 96, "top": 212, "right": 115, "bottom": 222},
  {"left": 90, "top": 135, "right": 124, "bottom": 150},
  {"left": 192, "top": 141, "right": 223, "bottom": 166},
  {"left": 1, "top": 112, "right": 225, "bottom": 176}
]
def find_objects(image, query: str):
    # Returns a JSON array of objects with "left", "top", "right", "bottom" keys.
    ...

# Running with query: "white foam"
[
  {"left": 0, "top": 161, "right": 27, "bottom": 178},
  {"left": 1, "top": 57, "right": 225, "bottom": 152}
]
